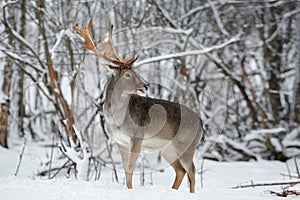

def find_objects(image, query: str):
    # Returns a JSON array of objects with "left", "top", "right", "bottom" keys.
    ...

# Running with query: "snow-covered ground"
[{"left": 0, "top": 145, "right": 299, "bottom": 200}]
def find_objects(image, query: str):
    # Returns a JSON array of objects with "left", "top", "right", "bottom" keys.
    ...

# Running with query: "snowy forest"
[{"left": 0, "top": 0, "right": 300, "bottom": 199}]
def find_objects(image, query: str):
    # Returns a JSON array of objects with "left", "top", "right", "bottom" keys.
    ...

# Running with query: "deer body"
[{"left": 74, "top": 17, "right": 202, "bottom": 193}]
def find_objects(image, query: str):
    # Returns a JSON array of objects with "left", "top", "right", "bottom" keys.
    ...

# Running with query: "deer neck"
[{"left": 104, "top": 75, "right": 131, "bottom": 119}]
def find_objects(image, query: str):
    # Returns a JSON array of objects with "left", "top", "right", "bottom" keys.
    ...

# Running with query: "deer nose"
[{"left": 144, "top": 84, "right": 149, "bottom": 91}]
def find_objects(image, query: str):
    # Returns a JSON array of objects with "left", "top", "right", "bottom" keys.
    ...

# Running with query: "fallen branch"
[
  {"left": 280, "top": 173, "right": 300, "bottom": 179},
  {"left": 269, "top": 189, "right": 300, "bottom": 197},
  {"left": 232, "top": 180, "right": 300, "bottom": 189},
  {"left": 37, "top": 161, "right": 70, "bottom": 178}
]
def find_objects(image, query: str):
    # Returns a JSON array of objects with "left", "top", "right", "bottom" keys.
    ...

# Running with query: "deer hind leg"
[
  {"left": 180, "top": 127, "right": 201, "bottom": 193},
  {"left": 179, "top": 152, "right": 196, "bottom": 193},
  {"left": 186, "top": 162, "right": 196, "bottom": 193},
  {"left": 170, "top": 160, "right": 186, "bottom": 190}
]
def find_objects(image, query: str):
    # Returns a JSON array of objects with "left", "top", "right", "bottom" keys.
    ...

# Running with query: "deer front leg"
[
  {"left": 118, "top": 144, "right": 129, "bottom": 174},
  {"left": 125, "top": 137, "right": 142, "bottom": 189}
]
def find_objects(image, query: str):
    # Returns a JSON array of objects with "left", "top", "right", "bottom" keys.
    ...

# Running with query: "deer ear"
[{"left": 106, "top": 65, "right": 118, "bottom": 75}]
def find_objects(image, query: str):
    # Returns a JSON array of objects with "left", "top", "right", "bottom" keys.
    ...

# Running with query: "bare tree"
[{"left": 0, "top": 2, "right": 16, "bottom": 148}]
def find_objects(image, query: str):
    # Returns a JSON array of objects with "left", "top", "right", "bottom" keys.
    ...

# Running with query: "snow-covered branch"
[
  {"left": 60, "top": 124, "right": 91, "bottom": 181},
  {"left": 135, "top": 35, "right": 240, "bottom": 67},
  {"left": 207, "top": 0, "right": 230, "bottom": 36}
]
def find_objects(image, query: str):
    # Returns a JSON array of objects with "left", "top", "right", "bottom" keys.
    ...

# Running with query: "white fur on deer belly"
[
  {"left": 111, "top": 130, "right": 169, "bottom": 149},
  {"left": 142, "top": 138, "right": 170, "bottom": 150}
]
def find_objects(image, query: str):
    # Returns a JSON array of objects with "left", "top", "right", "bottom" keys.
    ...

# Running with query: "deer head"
[{"left": 73, "top": 17, "right": 147, "bottom": 95}]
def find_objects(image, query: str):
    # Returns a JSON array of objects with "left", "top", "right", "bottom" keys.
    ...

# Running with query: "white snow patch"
[{"left": 0, "top": 145, "right": 299, "bottom": 200}]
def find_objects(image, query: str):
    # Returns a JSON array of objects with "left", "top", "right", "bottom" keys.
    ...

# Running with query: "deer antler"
[{"left": 73, "top": 17, "right": 138, "bottom": 67}]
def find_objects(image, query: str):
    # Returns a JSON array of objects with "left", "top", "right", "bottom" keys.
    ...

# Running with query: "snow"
[{"left": 0, "top": 145, "right": 299, "bottom": 200}]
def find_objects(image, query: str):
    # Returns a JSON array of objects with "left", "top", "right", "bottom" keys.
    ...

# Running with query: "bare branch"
[{"left": 232, "top": 180, "right": 300, "bottom": 189}]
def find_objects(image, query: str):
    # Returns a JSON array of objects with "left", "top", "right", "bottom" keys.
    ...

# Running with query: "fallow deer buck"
[{"left": 73, "top": 17, "right": 202, "bottom": 193}]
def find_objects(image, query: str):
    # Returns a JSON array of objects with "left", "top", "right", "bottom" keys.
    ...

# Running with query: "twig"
[
  {"left": 269, "top": 189, "right": 300, "bottom": 197},
  {"left": 280, "top": 173, "right": 300, "bottom": 179},
  {"left": 286, "top": 161, "right": 292, "bottom": 179},
  {"left": 294, "top": 156, "right": 300, "bottom": 178},
  {"left": 232, "top": 180, "right": 300, "bottom": 189},
  {"left": 149, "top": 172, "right": 153, "bottom": 185},
  {"left": 37, "top": 161, "right": 70, "bottom": 178},
  {"left": 140, "top": 155, "right": 145, "bottom": 187},
  {"left": 200, "top": 158, "right": 205, "bottom": 188},
  {"left": 14, "top": 138, "right": 26, "bottom": 176},
  {"left": 48, "top": 135, "right": 55, "bottom": 179},
  {"left": 50, "top": 161, "right": 71, "bottom": 179},
  {"left": 88, "top": 158, "right": 100, "bottom": 181},
  {"left": 106, "top": 142, "right": 119, "bottom": 183},
  {"left": 96, "top": 162, "right": 102, "bottom": 181},
  {"left": 98, "top": 110, "right": 119, "bottom": 183}
]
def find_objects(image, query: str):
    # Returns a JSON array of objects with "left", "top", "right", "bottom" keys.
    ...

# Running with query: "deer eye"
[{"left": 124, "top": 73, "right": 131, "bottom": 78}]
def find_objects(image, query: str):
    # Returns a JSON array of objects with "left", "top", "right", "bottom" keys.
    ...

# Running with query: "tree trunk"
[
  {"left": 295, "top": 6, "right": 300, "bottom": 123},
  {"left": 18, "top": 0, "right": 27, "bottom": 138},
  {"left": 296, "top": 84, "right": 300, "bottom": 123},
  {"left": 260, "top": 6, "right": 283, "bottom": 124},
  {"left": 0, "top": 6, "right": 16, "bottom": 148},
  {"left": 0, "top": 58, "right": 13, "bottom": 148}
]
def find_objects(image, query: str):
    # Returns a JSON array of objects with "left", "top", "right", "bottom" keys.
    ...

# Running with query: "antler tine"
[
  {"left": 73, "top": 17, "right": 95, "bottom": 50},
  {"left": 99, "top": 25, "right": 122, "bottom": 61},
  {"left": 73, "top": 17, "right": 115, "bottom": 63}
]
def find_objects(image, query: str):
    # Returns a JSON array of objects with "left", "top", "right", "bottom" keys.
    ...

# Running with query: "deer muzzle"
[{"left": 136, "top": 84, "right": 148, "bottom": 93}]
